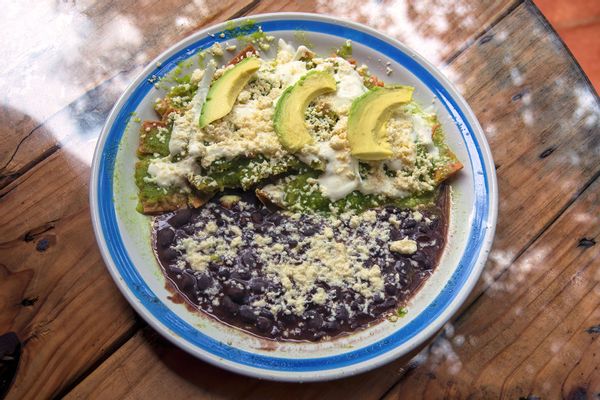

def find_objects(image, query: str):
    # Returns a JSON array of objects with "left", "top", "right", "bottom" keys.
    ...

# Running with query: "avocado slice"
[
  {"left": 199, "top": 56, "right": 261, "bottom": 128},
  {"left": 347, "top": 85, "right": 414, "bottom": 160},
  {"left": 274, "top": 70, "right": 337, "bottom": 152}
]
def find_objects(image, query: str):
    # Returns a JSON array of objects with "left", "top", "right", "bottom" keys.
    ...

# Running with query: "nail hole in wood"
[
  {"left": 578, "top": 238, "right": 596, "bottom": 248},
  {"left": 21, "top": 297, "right": 38, "bottom": 307},
  {"left": 539, "top": 147, "right": 556, "bottom": 159},
  {"left": 479, "top": 34, "right": 493, "bottom": 45},
  {"left": 36, "top": 239, "right": 49, "bottom": 252},
  {"left": 586, "top": 325, "right": 600, "bottom": 334}
]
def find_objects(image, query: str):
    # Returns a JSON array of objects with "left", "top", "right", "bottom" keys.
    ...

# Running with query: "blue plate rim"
[{"left": 89, "top": 12, "right": 498, "bottom": 381}]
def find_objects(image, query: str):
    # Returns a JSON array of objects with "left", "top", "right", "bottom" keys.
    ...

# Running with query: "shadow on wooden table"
[
  {"left": 0, "top": 98, "right": 141, "bottom": 400},
  {"left": 140, "top": 326, "right": 437, "bottom": 399}
]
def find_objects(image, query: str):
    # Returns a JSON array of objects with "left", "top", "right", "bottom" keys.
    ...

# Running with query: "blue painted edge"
[{"left": 98, "top": 18, "right": 489, "bottom": 372}]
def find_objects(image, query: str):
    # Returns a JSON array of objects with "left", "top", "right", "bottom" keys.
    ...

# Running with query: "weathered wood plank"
[
  {"left": 65, "top": 326, "right": 419, "bottom": 400},
  {"left": 382, "top": 166, "right": 600, "bottom": 399},
  {"left": 440, "top": 0, "right": 600, "bottom": 296},
  {"left": 251, "top": 0, "right": 517, "bottom": 66},
  {"left": 0, "top": 71, "right": 133, "bottom": 189},
  {"left": 0, "top": 151, "right": 139, "bottom": 400},
  {"left": 64, "top": 3, "right": 600, "bottom": 399},
  {"left": 0, "top": 0, "right": 514, "bottom": 189},
  {"left": 0, "top": 0, "right": 256, "bottom": 188},
  {"left": 0, "top": 2, "right": 260, "bottom": 399},
  {"left": 0, "top": 150, "right": 90, "bottom": 242},
  {"left": 65, "top": 171, "right": 600, "bottom": 400}
]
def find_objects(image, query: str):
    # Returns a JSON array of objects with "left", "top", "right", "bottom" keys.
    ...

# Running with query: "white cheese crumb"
[
  {"left": 190, "top": 68, "right": 205, "bottom": 84},
  {"left": 209, "top": 42, "right": 223, "bottom": 56},
  {"left": 205, "top": 221, "right": 218, "bottom": 233},
  {"left": 390, "top": 238, "right": 418, "bottom": 255},
  {"left": 412, "top": 211, "right": 423, "bottom": 222},
  {"left": 362, "top": 210, "right": 377, "bottom": 223},
  {"left": 312, "top": 287, "right": 328, "bottom": 305}
]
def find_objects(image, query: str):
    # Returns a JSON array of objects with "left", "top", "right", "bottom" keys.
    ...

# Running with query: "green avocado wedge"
[
  {"left": 273, "top": 70, "right": 337, "bottom": 152},
  {"left": 199, "top": 57, "right": 261, "bottom": 128},
  {"left": 347, "top": 85, "right": 414, "bottom": 160}
]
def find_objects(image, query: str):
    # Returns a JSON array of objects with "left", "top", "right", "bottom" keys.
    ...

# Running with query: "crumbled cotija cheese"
[
  {"left": 209, "top": 42, "right": 224, "bottom": 56},
  {"left": 190, "top": 68, "right": 205, "bottom": 84},
  {"left": 390, "top": 238, "right": 418, "bottom": 255},
  {"left": 412, "top": 211, "right": 423, "bottom": 222},
  {"left": 144, "top": 40, "right": 446, "bottom": 204},
  {"left": 171, "top": 202, "right": 410, "bottom": 317}
]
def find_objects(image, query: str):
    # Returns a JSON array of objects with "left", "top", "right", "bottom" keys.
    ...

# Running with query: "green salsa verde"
[{"left": 133, "top": 31, "right": 462, "bottom": 216}]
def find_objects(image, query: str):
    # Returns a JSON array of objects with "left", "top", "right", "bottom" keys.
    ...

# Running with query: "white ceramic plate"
[{"left": 90, "top": 13, "right": 497, "bottom": 381}]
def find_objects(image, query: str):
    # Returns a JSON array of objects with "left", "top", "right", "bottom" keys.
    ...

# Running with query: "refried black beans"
[{"left": 153, "top": 188, "right": 449, "bottom": 341}]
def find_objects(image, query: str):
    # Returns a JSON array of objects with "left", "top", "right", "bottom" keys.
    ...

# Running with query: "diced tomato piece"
[
  {"left": 368, "top": 75, "right": 384, "bottom": 87},
  {"left": 227, "top": 44, "right": 258, "bottom": 66},
  {"left": 434, "top": 160, "right": 463, "bottom": 184}
]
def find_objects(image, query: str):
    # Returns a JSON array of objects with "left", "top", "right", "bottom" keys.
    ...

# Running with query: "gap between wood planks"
[
  {"left": 444, "top": 0, "right": 523, "bottom": 65},
  {"left": 51, "top": 318, "right": 145, "bottom": 400},
  {"left": 25, "top": 0, "right": 591, "bottom": 396},
  {"left": 2, "top": 0, "right": 512, "bottom": 192},
  {"left": 0, "top": 0, "right": 262, "bottom": 194},
  {"left": 376, "top": 5, "right": 600, "bottom": 395},
  {"left": 43, "top": 3, "right": 262, "bottom": 399}
]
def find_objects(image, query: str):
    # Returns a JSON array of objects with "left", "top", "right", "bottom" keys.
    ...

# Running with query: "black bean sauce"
[{"left": 153, "top": 189, "right": 449, "bottom": 341}]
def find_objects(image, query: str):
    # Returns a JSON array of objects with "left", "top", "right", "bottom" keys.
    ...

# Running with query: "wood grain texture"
[
  {"left": 0, "top": 151, "right": 138, "bottom": 400},
  {"left": 251, "top": 0, "right": 517, "bottom": 66},
  {"left": 442, "top": 1, "right": 600, "bottom": 301},
  {"left": 0, "top": 0, "right": 255, "bottom": 189},
  {"left": 382, "top": 167, "right": 600, "bottom": 399},
  {"left": 0, "top": 2, "right": 257, "bottom": 399},
  {"left": 65, "top": 327, "right": 421, "bottom": 400},
  {"left": 63, "top": 2, "right": 600, "bottom": 399},
  {"left": 2, "top": 0, "right": 600, "bottom": 399},
  {"left": 0, "top": 0, "right": 515, "bottom": 191},
  {"left": 0, "top": 71, "right": 138, "bottom": 190}
]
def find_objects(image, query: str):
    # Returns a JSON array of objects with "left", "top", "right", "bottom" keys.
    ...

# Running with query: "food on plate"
[
  {"left": 347, "top": 85, "right": 414, "bottom": 160},
  {"left": 133, "top": 31, "right": 462, "bottom": 341},
  {"left": 274, "top": 70, "right": 337, "bottom": 152},
  {"left": 199, "top": 56, "right": 261, "bottom": 128},
  {"left": 154, "top": 189, "right": 449, "bottom": 341}
]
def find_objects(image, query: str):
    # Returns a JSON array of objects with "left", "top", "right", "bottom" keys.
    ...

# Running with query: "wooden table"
[{"left": 1, "top": 0, "right": 599, "bottom": 398}]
